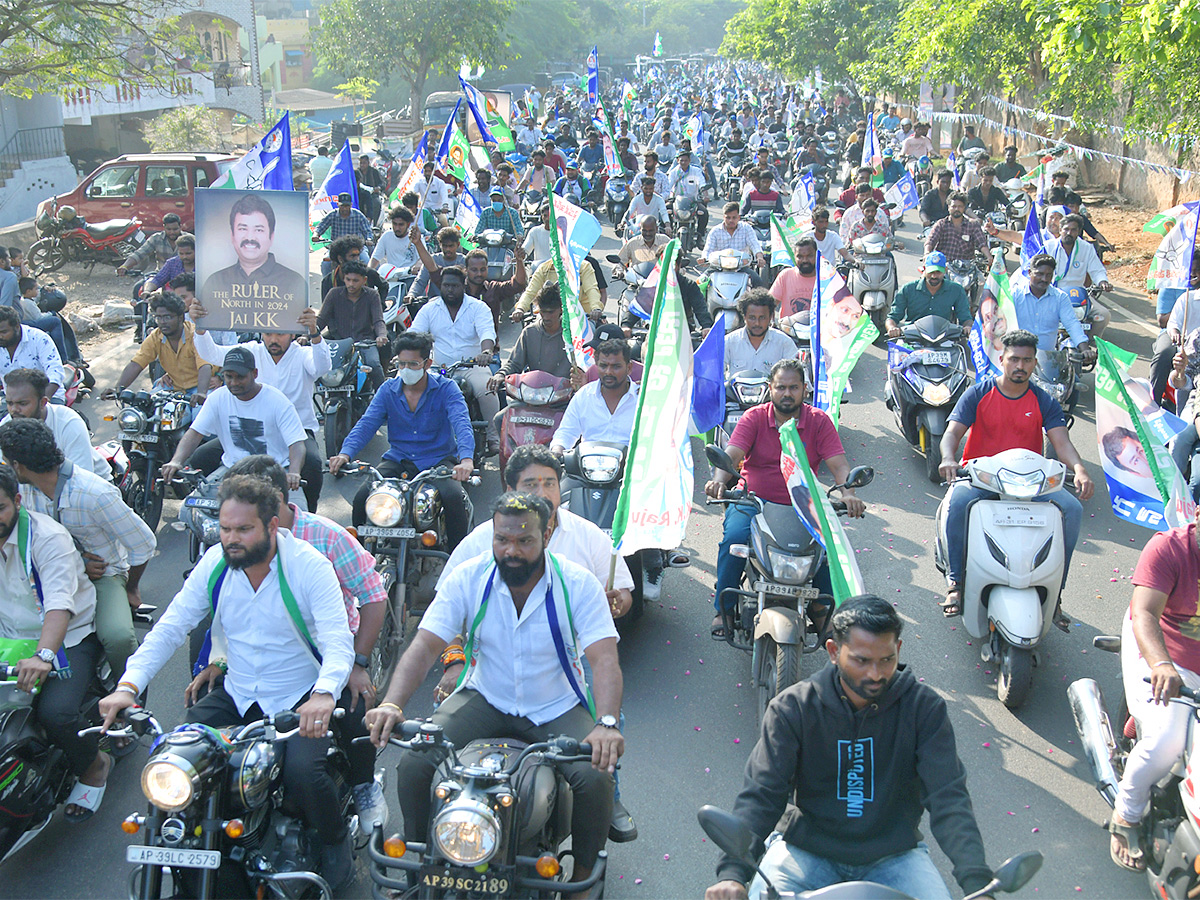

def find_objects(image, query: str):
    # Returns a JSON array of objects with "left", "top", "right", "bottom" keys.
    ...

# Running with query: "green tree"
[
  {"left": 142, "top": 106, "right": 227, "bottom": 152},
  {"left": 312, "top": 0, "right": 516, "bottom": 109},
  {"left": 335, "top": 76, "right": 379, "bottom": 118}
]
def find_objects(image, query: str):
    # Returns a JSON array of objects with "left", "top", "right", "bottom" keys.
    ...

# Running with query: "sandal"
[
  {"left": 940, "top": 587, "right": 962, "bottom": 618},
  {"left": 1109, "top": 816, "right": 1146, "bottom": 871},
  {"left": 711, "top": 615, "right": 729, "bottom": 641},
  {"left": 64, "top": 754, "right": 112, "bottom": 824}
]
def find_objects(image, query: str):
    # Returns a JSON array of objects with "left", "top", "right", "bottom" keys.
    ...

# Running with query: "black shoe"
[
  {"left": 320, "top": 831, "right": 355, "bottom": 892},
  {"left": 1053, "top": 604, "right": 1073, "bottom": 633},
  {"left": 609, "top": 798, "right": 638, "bottom": 843}
]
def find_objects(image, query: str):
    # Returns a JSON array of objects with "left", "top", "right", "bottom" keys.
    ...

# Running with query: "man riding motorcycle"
[{"left": 886, "top": 252, "right": 972, "bottom": 338}]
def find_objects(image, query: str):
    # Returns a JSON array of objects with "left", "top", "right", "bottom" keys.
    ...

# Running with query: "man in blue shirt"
[
  {"left": 878, "top": 148, "right": 906, "bottom": 188},
  {"left": 314, "top": 192, "right": 374, "bottom": 246},
  {"left": 1009, "top": 252, "right": 1090, "bottom": 354},
  {"left": 328, "top": 330, "right": 475, "bottom": 548},
  {"left": 577, "top": 130, "right": 606, "bottom": 173},
  {"left": 877, "top": 105, "right": 901, "bottom": 133}
]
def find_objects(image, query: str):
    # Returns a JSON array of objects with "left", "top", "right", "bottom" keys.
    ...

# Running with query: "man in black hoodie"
[{"left": 706, "top": 595, "right": 992, "bottom": 900}]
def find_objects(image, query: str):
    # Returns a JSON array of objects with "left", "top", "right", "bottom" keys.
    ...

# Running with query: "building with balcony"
[{"left": 0, "top": 96, "right": 79, "bottom": 229}]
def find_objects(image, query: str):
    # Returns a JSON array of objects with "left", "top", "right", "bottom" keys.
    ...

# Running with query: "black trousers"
[
  {"left": 1150, "top": 330, "right": 1178, "bottom": 412},
  {"left": 37, "top": 633, "right": 103, "bottom": 775},
  {"left": 186, "top": 684, "right": 347, "bottom": 844},
  {"left": 351, "top": 457, "right": 471, "bottom": 549},
  {"left": 188, "top": 433, "right": 323, "bottom": 512}
]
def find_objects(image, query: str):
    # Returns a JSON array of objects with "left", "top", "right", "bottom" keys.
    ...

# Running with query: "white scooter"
[
  {"left": 705, "top": 248, "right": 756, "bottom": 332},
  {"left": 934, "top": 448, "right": 1069, "bottom": 709}
]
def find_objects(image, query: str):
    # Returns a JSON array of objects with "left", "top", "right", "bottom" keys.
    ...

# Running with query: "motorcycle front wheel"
[
  {"left": 756, "top": 636, "right": 801, "bottom": 722},
  {"left": 28, "top": 239, "right": 67, "bottom": 276},
  {"left": 997, "top": 642, "right": 1034, "bottom": 709},
  {"left": 126, "top": 472, "right": 163, "bottom": 532}
]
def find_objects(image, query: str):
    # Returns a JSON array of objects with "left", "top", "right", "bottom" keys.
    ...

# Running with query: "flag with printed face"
[
  {"left": 455, "top": 186, "right": 481, "bottom": 233},
  {"left": 460, "top": 77, "right": 498, "bottom": 146},
  {"left": 811, "top": 252, "right": 875, "bottom": 427},
  {"left": 1095, "top": 339, "right": 1195, "bottom": 531},
  {"left": 770, "top": 213, "right": 809, "bottom": 268},
  {"left": 212, "top": 113, "right": 294, "bottom": 191},
  {"left": 592, "top": 98, "right": 612, "bottom": 135},
  {"left": 435, "top": 101, "right": 472, "bottom": 182},
  {"left": 602, "top": 133, "right": 624, "bottom": 177},
  {"left": 788, "top": 173, "right": 816, "bottom": 215},
  {"left": 587, "top": 46, "right": 599, "bottom": 105},
  {"left": 947, "top": 152, "right": 961, "bottom": 188},
  {"left": 968, "top": 256, "right": 1019, "bottom": 379},
  {"left": 309, "top": 141, "right": 358, "bottom": 248},
  {"left": 778, "top": 419, "right": 865, "bottom": 605},
  {"left": 389, "top": 132, "right": 428, "bottom": 206},
  {"left": 549, "top": 191, "right": 602, "bottom": 368},
  {"left": 883, "top": 172, "right": 919, "bottom": 213},
  {"left": 611, "top": 239, "right": 694, "bottom": 556}
]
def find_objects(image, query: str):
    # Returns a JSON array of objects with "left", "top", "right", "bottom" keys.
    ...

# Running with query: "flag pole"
[{"left": 606, "top": 553, "right": 617, "bottom": 592}]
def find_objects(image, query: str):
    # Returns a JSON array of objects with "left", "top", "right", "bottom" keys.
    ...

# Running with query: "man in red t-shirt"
[
  {"left": 1109, "top": 516, "right": 1200, "bottom": 869},
  {"left": 703, "top": 358, "right": 865, "bottom": 638},
  {"left": 937, "top": 329, "right": 1093, "bottom": 620}
]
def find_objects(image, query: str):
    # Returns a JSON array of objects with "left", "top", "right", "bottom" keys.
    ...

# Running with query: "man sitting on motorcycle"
[
  {"left": 643, "top": 151, "right": 670, "bottom": 197},
  {"left": 106, "top": 292, "right": 213, "bottom": 403},
  {"left": 514, "top": 257, "right": 605, "bottom": 324},
  {"left": 472, "top": 186, "right": 524, "bottom": 242},
  {"left": 886, "top": 251, "right": 972, "bottom": 338},
  {"left": 1043, "top": 213, "right": 1113, "bottom": 338},
  {"left": 877, "top": 148, "right": 906, "bottom": 188},
  {"left": 965, "top": 166, "right": 1005, "bottom": 215},
  {"left": 836, "top": 166, "right": 885, "bottom": 212},
  {"left": 704, "top": 594, "right": 993, "bottom": 900},
  {"left": 313, "top": 191, "right": 374, "bottom": 248},
  {"left": 937, "top": 329, "right": 1093, "bottom": 622},
  {"left": 517, "top": 149, "right": 552, "bottom": 194},
  {"left": 900, "top": 122, "right": 935, "bottom": 162},
  {"left": 554, "top": 161, "right": 591, "bottom": 207},
  {"left": 489, "top": 282, "right": 572, "bottom": 398},
  {"left": 1008, "top": 253, "right": 1093, "bottom": 360},
  {"left": 578, "top": 129, "right": 606, "bottom": 173},
  {"left": 702, "top": 202, "right": 766, "bottom": 279},
  {"left": 725, "top": 289, "right": 797, "bottom": 375},
  {"left": 919, "top": 169, "right": 954, "bottom": 227},
  {"left": 924, "top": 192, "right": 990, "bottom": 261},
  {"left": 626, "top": 177, "right": 671, "bottom": 234},
  {"left": 994, "top": 145, "right": 1027, "bottom": 182},
  {"left": 117, "top": 212, "right": 181, "bottom": 276},
  {"left": 321, "top": 235, "right": 389, "bottom": 302},
  {"left": 367, "top": 490, "right": 623, "bottom": 887},
  {"left": 770, "top": 237, "right": 820, "bottom": 319},
  {"left": 141, "top": 233, "right": 196, "bottom": 296},
  {"left": 704, "top": 358, "right": 865, "bottom": 639},
  {"left": 669, "top": 149, "right": 711, "bottom": 238},
  {"left": 369, "top": 206, "right": 419, "bottom": 275},
  {"left": 100, "top": 474, "right": 357, "bottom": 888},
  {"left": 0, "top": 462, "right": 113, "bottom": 821},
  {"left": 408, "top": 227, "right": 464, "bottom": 305},
  {"left": 329, "top": 330, "right": 475, "bottom": 548},
  {"left": 740, "top": 170, "right": 785, "bottom": 218},
  {"left": 802, "top": 207, "right": 852, "bottom": 263},
  {"left": 317, "top": 260, "right": 388, "bottom": 391},
  {"left": 1106, "top": 509, "right": 1200, "bottom": 869},
  {"left": 846, "top": 197, "right": 893, "bottom": 243}
]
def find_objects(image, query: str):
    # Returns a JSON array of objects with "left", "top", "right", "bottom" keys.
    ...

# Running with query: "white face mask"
[{"left": 399, "top": 366, "right": 425, "bottom": 385}]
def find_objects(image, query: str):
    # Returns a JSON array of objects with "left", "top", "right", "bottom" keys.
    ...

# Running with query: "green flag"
[
  {"left": 440, "top": 121, "right": 472, "bottom": 183},
  {"left": 778, "top": 419, "right": 865, "bottom": 604}
]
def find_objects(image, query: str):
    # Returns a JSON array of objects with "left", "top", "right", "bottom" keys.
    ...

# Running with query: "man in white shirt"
[
  {"left": 1150, "top": 254, "right": 1200, "bottom": 408},
  {"left": 369, "top": 207, "right": 419, "bottom": 275},
  {"left": 0, "top": 465, "right": 108, "bottom": 821},
  {"left": 0, "top": 307, "right": 64, "bottom": 401},
  {"left": 158, "top": 347, "right": 309, "bottom": 492},
  {"left": 654, "top": 130, "right": 678, "bottom": 168},
  {"left": 1, "top": 367, "right": 108, "bottom": 479},
  {"left": 802, "top": 207, "right": 851, "bottom": 262},
  {"left": 366, "top": 491, "right": 622, "bottom": 888},
  {"left": 626, "top": 177, "right": 671, "bottom": 233},
  {"left": 900, "top": 122, "right": 935, "bottom": 161},
  {"left": 516, "top": 118, "right": 542, "bottom": 155},
  {"left": 188, "top": 302, "right": 330, "bottom": 511},
  {"left": 522, "top": 203, "right": 552, "bottom": 268},
  {"left": 101, "top": 474, "right": 356, "bottom": 889},
  {"left": 410, "top": 266, "right": 500, "bottom": 437},
  {"left": 669, "top": 149, "right": 710, "bottom": 239},
  {"left": 551, "top": 338, "right": 639, "bottom": 453},
  {"left": 726, "top": 290, "right": 797, "bottom": 375},
  {"left": 419, "top": 162, "right": 453, "bottom": 218},
  {"left": 1045, "top": 212, "right": 1112, "bottom": 338}
]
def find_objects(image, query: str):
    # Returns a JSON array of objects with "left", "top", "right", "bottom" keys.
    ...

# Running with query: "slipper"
[
  {"left": 102, "top": 734, "right": 140, "bottom": 760},
  {"left": 1109, "top": 817, "right": 1145, "bottom": 871},
  {"left": 940, "top": 588, "right": 962, "bottom": 618},
  {"left": 63, "top": 777, "right": 108, "bottom": 824},
  {"left": 711, "top": 616, "right": 729, "bottom": 641}
]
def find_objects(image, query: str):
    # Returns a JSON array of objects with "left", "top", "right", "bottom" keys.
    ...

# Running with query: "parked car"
[{"left": 37, "top": 152, "right": 236, "bottom": 233}]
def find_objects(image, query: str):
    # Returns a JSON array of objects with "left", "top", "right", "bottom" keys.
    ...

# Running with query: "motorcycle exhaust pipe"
[{"left": 1067, "top": 678, "right": 1121, "bottom": 807}]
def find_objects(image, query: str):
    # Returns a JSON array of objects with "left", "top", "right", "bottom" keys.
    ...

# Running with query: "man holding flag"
[{"left": 704, "top": 358, "right": 864, "bottom": 639}]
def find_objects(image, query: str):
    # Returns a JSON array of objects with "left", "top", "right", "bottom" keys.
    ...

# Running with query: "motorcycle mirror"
[
  {"left": 990, "top": 852, "right": 1043, "bottom": 894},
  {"left": 842, "top": 466, "right": 875, "bottom": 490},
  {"left": 606, "top": 254, "right": 621, "bottom": 264},
  {"left": 705, "top": 443, "right": 737, "bottom": 476},
  {"left": 696, "top": 806, "right": 755, "bottom": 861}
]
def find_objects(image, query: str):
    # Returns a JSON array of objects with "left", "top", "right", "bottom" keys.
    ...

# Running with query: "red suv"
[{"left": 38, "top": 153, "right": 236, "bottom": 233}]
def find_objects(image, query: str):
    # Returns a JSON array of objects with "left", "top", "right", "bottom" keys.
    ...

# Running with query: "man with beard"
[
  {"left": 0, "top": 306, "right": 64, "bottom": 402},
  {"left": 366, "top": 491, "right": 623, "bottom": 889},
  {"left": 770, "top": 237, "right": 820, "bottom": 318},
  {"left": 705, "top": 359, "right": 865, "bottom": 639},
  {"left": 4, "top": 368, "right": 109, "bottom": 478},
  {"left": 158, "top": 347, "right": 308, "bottom": 491},
  {"left": 1043, "top": 212, "right": 1113, "bottom": 338},
  {"left": 725, "top": 290, "right": 796, "bottom": 375},
  {"left": 885, "top": 252, "right": 972, "bottom": 338},
  {"left": 203, "top": 194, "right": 307, "bottom": 316},
  {"left": 106, "top": 292, "right": 214, "bottom": 402},
  {"left": 703, "top": 595, "right": 991, "bottom": 900},
  {"left": 923, "top": 192, "right": 990, "bottom": 262},
  {"left": 100, "top": 474, "right": 356, "bottom": 889},
  {"left": 186, "top": 298, "right": 329, "bottom": 512}
]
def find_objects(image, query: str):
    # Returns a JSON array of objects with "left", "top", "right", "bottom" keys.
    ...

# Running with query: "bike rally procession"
[{"left": 7, "top": 5, "right": 1200, "bottom": 899}]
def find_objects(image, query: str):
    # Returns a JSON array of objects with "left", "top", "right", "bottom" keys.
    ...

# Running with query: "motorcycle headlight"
[
  {"left": 432, "top": 799, "right": 501, "bottom": 866},
  {"left": 321, "top": 366, "right": 348, "bottom": 387},
  {"left": 414, "top": 484, "right": 440, "bottom": 529},
  {"left": 921, "top": 382, "right": 953, "bottom": 406},
  {"left": 141, "top": 758, "right": 197, "bottom": 812},
  {"left": 995, "top": 467, "right": 1046, "bottom": 500},
  {"left": 516, "top": 383, "right": 555, "bottom": 405},
  {"left": 201, "top": 517, "right": 220, "bottom": 546},
  {"left": 366, "top": 485, "right": 406, "bottom": 527},
  {"left": 118, "top": 408, "right": 146, "bottom": 435},
  {"left": 767, "top": 546, "right": 816, "bottom": 585},
  {"left": 581, "top": 452, "right": 622, "bottom": 483},
  {"left": 733, "top": 380, "right": 768, "bottom": 405}
]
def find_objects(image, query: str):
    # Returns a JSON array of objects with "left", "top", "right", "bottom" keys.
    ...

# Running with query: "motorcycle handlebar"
[
  {"left": 78, "top": 708, "right": 163, "bottom": 739},
  {"left": 0, "top": 663, "right": 59, "bottom": 680},
  {"left": 1143, "top": 675, "right": 1200, "bottom": 702},
  {"left": 238, "top": 707, "right": 345, "bottom": 742}
]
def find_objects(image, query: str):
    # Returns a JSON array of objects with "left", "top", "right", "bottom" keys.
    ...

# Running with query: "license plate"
[
  {"left": 420, "top": 866, "right": 510, "bottom": 894},
  {"left": 1082, "top": 323, "right": 1091, "bottom": 331},
  {"left": 123, "top": 432, "right": 157, "bottom": 442},
  {"left": 993, "top": 512, "right": 1047, "bottom": 527},
  {"left": 126, "top": 845, "right": 221, "bottom": 870},
  {"left": 358, "top": 525, "right": 416, "bottom": 538},
  {"left": 922, "top": 351, "right": 953, "bottom": 365},
  {"left": 510, "top": 415, "right": 556, "bottom": 426},
  {"left": 753, "top": 581, "right": 819, "bottom": 599},
  {"left": 184, "top": 497, "right": 220, "bottom": 510}
]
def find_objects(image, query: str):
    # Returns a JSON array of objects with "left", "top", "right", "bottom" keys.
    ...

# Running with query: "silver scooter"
[{"left": 846, "top": 233, "right": 897, "bottom": 340}]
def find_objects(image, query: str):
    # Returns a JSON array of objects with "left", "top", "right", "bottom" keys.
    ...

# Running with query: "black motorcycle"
[
  {"left": 366, "top": 721, "right": 607, "bottom": 899},
  {"left": 123, "top": 708, "right": 356, "bottom": 900},
  {"left": 317, "top": 339, "right": 377, "bottom": 458},
  {"left": 109, "top": 388, "right": 192, "bottom": 530}
]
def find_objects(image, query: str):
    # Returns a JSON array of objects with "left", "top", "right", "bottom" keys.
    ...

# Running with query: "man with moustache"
[
  {"left": 885, "top": 252, "right": 972, "bottom": 338},
  {"left": 770, "top": 237, "right": 821, "bottom": 319},
  {"left": 99, "top": 474, "right": 356, "bottom": 889}
]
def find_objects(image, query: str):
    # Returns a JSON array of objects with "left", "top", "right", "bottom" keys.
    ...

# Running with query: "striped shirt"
[{"left": 289, "top": 504, "right": 387, "bottom": 635}]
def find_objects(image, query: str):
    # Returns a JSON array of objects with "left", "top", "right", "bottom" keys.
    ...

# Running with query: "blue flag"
[
  {"left": 212, "top": 112, "right": 293, "bottom": 191},
  {"left": 812, "top": 250, "right": 827, "bottom": 410},
  {"left": 948, "top": 152, "right": 961, "bottom": 188},
  {"left": 883, "top": 171, "right": 920, "bottom": 213},
  {"left": 435, "top": 99, "right": 463, "bottom": 170},
  {"left": 457, "top": 79, "right": 495, "bottom": 146},
  {"left": 1020, "top": 202, "right": 1044, "bottom": 271},
  {"left": 587, "top": 46, "right": 599, "bottom": 106},
  {"left": 309, "top": 140, "right": 360, "bottom": 242},
  {"left": 689, "top": 315, "right": 726, "bottom": 434}
]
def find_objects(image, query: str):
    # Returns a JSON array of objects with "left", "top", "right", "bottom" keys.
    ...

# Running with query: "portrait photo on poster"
[{"left": 195, "top": 189, "right": 310, "bottom": 334}]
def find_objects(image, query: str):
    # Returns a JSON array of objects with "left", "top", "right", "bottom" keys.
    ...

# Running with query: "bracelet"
[
  {"left": 378, "top": 702, "right": 403, "bottom": 715},
  {"left": 1151, "top": 661, "right": 1177, "bottom": 669},
  {"left": 442, "top": 653, "right": 466, "bottom": 668},
  {"left": 441, "top": 644, "right": 465, "bottom": 666},
  {"left": 212, "top": 659, "right": 228, "bottom": 674},
  {"left": 117, "top": 681, "right": 140, "bottom": 696}
]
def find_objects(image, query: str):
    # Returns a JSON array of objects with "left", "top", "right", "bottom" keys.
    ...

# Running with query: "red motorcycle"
[
  {"left": 497, "top": 370, "right": 572, "bottom": 475},
  {"left": 29, "top": 203, "right": 145, "bottom": 275}
]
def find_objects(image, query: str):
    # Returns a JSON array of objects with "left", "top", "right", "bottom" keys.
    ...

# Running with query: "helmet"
[
  {"left": 900, "top": 117, "right": 912, "bottom": 126},
  {"left": 1066, "top": 286, "right": 1088, "bottom": 307},
  {"left": 57, "top": 205, "right": 77, "bottom": 221}
]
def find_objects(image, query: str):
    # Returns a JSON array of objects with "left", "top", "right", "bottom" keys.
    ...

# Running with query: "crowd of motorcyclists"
[{"left": 0, "top": 51, "right": 1189, "bottom": 900}]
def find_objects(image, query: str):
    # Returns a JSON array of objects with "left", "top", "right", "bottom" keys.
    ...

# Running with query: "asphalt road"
[{"left": 1, "top": 204, "right": 1162, "bottom": 900}]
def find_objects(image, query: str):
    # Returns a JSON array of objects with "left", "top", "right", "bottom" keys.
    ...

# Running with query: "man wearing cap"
[
  {"left": 554, "top": 161, "right": 591, "bottom": 207},
  {"left": 472, "top": 186, "right": 524, "bottom": 241},
  {"left": 159, "top": 346, "right": 309, "bottom": 493},
  {"left": 878, "top": 148, "right": 906, "bottom": 188},
  {"left": 886, "top": 253, "right": 972, "bottom": 338},
  {"left": 313, "top": 191, "right": 375, "bottom": 247}
]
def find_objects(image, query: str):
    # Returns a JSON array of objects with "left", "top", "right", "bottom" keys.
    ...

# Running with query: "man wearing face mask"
[
  {"left": 472, "top": 186, "right": 524, "bottom": 242},
  {"left": 704, "top": 595, "right": 992, "bottom": 900}
]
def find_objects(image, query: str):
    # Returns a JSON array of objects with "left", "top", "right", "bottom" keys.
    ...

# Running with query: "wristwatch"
[
  {"left": 595, "top": 714, "right": 618, "bottom": 729},
  {"left": 36, "top": 648, "right": 55, "bottom": 665},
  {"left": 354, "top": 653, "right": 370, "bottom": 669}
]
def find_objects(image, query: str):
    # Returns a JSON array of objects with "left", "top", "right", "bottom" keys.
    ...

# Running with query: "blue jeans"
[
  {"left": 1171, "top": 423, "right": 1200, "bottom": 503},
  {"left": 943, "top": 482, "right": 1082, "bottom": 588},
  {"left": 714, "top": 504, "right": 831, "bottom": 615},
  {"left": 749, "top": 834, "right": 951, "bottom": 900}
]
